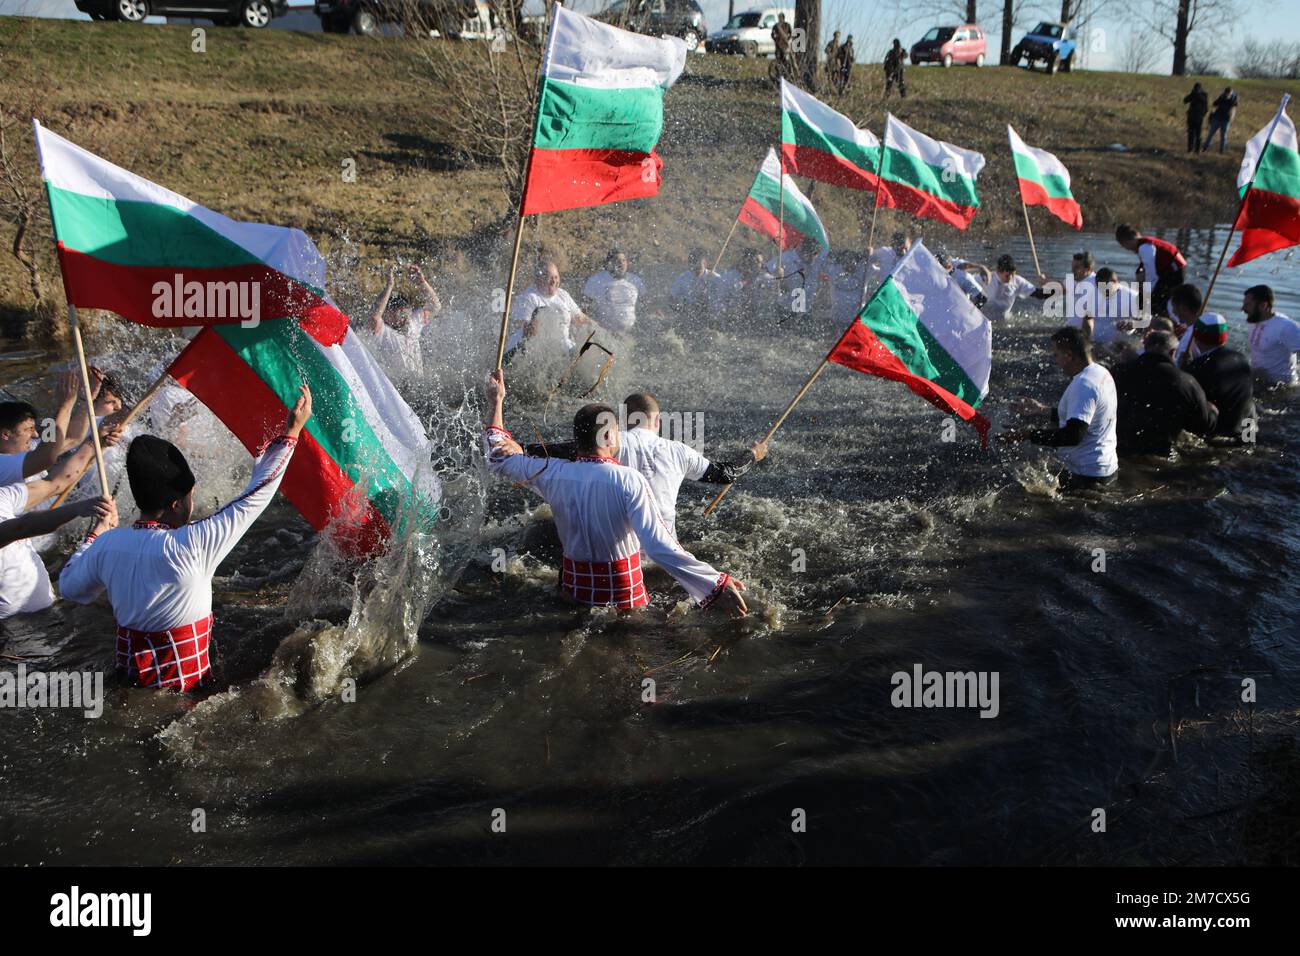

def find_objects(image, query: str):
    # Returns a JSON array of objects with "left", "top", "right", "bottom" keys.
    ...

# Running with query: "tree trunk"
[
  {"left": 794, "top": 0, "right": 821, "bottom": 90},
  {"left": 1172, "top": 0, "right": 1191, "bottom": 75},
  {"left": 728, "top": 1, "right": 735, "bottom": 19},
  {"left": 966, "top": 1, "right": 977, "bottom": 23},
  {"left": 1000, "top": 0, "right": 1014, "bottom": 65},
  {"left": 1060, "top": 0, "right": 1072, "bottom": 23}
]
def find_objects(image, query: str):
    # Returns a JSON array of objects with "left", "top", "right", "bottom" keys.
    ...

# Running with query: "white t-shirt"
[
  {"left": 765, "top": 250, "right": 806, "bottom": 277},
  {"left": 828, "top": 260, "right": 868, "bottom": 326},
  {"left": 1062, "top": 272, "right": 1097, "bottom": 329},
  {"left": 0, "top": 483, "right": 55, "bottom": 619},
  {"left": 507, "top": 286, "right": 583, "bottom": 353},
  {"left": 868, "top": 247, "right": 900, "bottom": 276},
  {"left": 365, "top": 312, "right": 426, "bottom": 378},
  {"left": 0, "top": 452, "right": 26, "bottom": 486},
  {"left": 948, "top": 265, "right": 984, "bottom": 300},
  {"left": 618, "top": 427, "right": 710, "bottom": 537},
  {"left": 1056, "top": 362, "right": 1119, "bottom": 478},
  {"left": 982, "top": 273, "right": 1038, "bottom": 322},
  {"left": 1248, "top": 313, "right": 1300, "bottom": 385},
  {"left": 670, "top": 269, "right": 724, "bottom": 312},
  {"left": 582, "top": 270, "right": 646, "bottom": 335},
  {"left": 1089, "top": 284, "right": 1140, "bottom": 346}
]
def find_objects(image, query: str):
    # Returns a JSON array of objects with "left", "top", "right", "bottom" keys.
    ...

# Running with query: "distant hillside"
[{"left": 2, "top": 16, "right": 1297, "bottom": 340}]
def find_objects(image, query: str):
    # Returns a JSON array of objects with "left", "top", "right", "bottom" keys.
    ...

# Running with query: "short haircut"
[
  {"left": 623, "top": 392, "right": 659, "bottom": 428},
  {"left": 996, "top": 254, "right": 1016, "bottom": 273},
  {"left": 574, "top": 403, "right": 617, "bottom": 454},
  {"left": 688, "top": 247, "right": 705, "bottom": 262},
  {"left": 0, "top": 401, "right": 37, "bottom": 433},
  {"left": 1169, "top": 283, "right": 1203, "bottom": 314},
  {"left": 536, "top": 258, "right": 559, "bottom": 277},
  {"left": 1095, "top": 267, "right": 1117, "bottom": 283},
  {"left": 127, "top": 435, "right": 196, "bottom": 514},
  {"left": 1144, "top": 329, "right": 1179, "bottom": 355},
  {"left": 1115, "top": 224, "right": 1138, "bottom": 242},
  {"left": 1244, "top": 284, "right": 1274, "bottom": 308},
  {"left": 1148, "top": 316, "right": 1176, "bottom": 333},
  {"left": 1072, "top": 250, "right": 1094, "bottom": 269},
  {"left": 98, "top": 371, "right": 125, "bottom": 401},
  {"left": 606, "top": 248, "right": 625, "bottom": 263},
  {"left": 1050, "top": 326, "right": 1091, "bottom": 360}
]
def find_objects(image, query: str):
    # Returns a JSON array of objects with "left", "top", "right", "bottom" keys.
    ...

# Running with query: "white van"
[{"left": 706, "top": 6, "right": 795, "bottom": 57}]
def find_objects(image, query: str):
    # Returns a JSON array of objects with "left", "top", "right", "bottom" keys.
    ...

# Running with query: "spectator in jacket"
[
  {"left": 1183, "top": 82, "right": 1208, "bottom": 154},
  {"left": 1186, "top": 313, "right": 1255, "bottom": 441},
  {"left": 1112, "top": 329, "right": 1217, "bottom": 457},
  {"left": 1204, "top": 87, "right": 1239, "bottom": 154}
]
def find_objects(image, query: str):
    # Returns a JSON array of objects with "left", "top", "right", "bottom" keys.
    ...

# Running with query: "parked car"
[
  {"left": 315, "top": 0, "right": 496, "bottom": 38},
  {"left": 1010, "top": 21, "right": 1076, "bottom": 74},
  {"left": 595, "top": 0, "right": 708, "bottom": 53},
  {"left": 705, "top": 6, "right": 793, "bottom": 58},
  {"left": 75, "top": 0, "right": 287, "bottom": 26},
  {"left": 909, "top": 24, "right": 986, "bottom": 68}
]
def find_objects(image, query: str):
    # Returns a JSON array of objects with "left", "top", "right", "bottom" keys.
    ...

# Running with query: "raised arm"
[
  {"left": 23, "top": 418, "right": 126, "bottom": 509},
  {"left": 366, "top": 266, "right": 398, "bottom": 336},
  {"left": 410, "top": 265, "right": 442, "bottom": 315},
  {"left": 21, "top": 370, "right": 79, "bottom": 478},
  {"left": 0, "top": 495, "right": 114, "bottom": 550},
  {"left": 182, "top": 384, "right": 310, "bottom": 570}
]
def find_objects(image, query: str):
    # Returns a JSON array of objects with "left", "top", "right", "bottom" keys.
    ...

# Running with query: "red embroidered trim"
[
  {"left": 699, "top": 573, "right": 731, "bottom": 610},
  {"left": 133, "top": 519, "right": 177, "bottom": 531},
  {"left": 576, "top": 455, "right": 619, "bottom": 464},
  {"left": 485, "top": 425, "right": 514, "bottom": 441}
]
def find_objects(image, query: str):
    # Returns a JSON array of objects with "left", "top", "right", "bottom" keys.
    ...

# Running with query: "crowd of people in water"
[{"left": 1, "top": 220, "right": 1296, "bottom": 689}]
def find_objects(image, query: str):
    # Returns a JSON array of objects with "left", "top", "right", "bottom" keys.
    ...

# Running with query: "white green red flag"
[
  {"left": 779, "top": 78, "right": 881, "bottom": 192},
  {"left": 34, "top": 120, "right": 348, "bottom": 346},
  {"left": 737, "top": 148, "right": 829, "bottom": 252},
  {"left": 521, "top": 3, "right": 686, "bottom": 216},
  {"left": 34, "top": 120, "right": 435, "bottom": 555},
  {"left": 1007, "top": 124, "right": 1082, "bottom": 229},
  {"left": 827, "top": 241, "right": 991, "bottom": 445},
  {"left": 1229, "top": 95, "right": 1300, "bottom": 267},
  {"left": 877, "top": 115, "right": 985, "bottom": 230}
]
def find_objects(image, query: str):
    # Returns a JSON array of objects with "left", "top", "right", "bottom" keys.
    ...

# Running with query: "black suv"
[
  {"left": 75, "top": 0, "right": 288, "bottom": 27},
  {"left": 315, "top": 0, "right": 494, "bottom": 36},
  {"left": 594, "top": 0, "right": 707, "bottom": 53}
]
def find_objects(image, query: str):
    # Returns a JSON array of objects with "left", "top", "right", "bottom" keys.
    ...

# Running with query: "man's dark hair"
[
  {"left": 1245, "top": 284, "right": 1275, "bottom": 308},
  {"left": 1095, "top": 267, "right": 1117, "bottom": 283},
  {"left": 623, "top": 392, "right": 659, "bottom": 429},
  {"left": 1115, "top": 224, "right": 1138, "bottom": 242},
  {"left": 1144, "top": 329, "right": 1179, "bottom": 355},
  {"left": 1169, "top": 282, "right": 1203, "bottom": 314},
  {"left": 606, "top": 247, "right": 625, "bottom": 264},
  {"left": 574, "top": 403, "right": 618, "bottom": 454},
  {"left": 0, "top": 401, "right": 37, "bottom": 433},
  {"left": 1050, "top": 326, "right": 1091, "bottom": 361},
  {"left": 1072, "top": 250, "right": 1094, "bottom": 269},
  {"left": 127, "top": 435, "right": 196, "bottom": 514},
  {"left": 97, "top": 370, "right": 125, "bottom": 402},
  {"left": 996, "top": 254, "right": 1017, "bottom": 274},
  {"left": 1148, "top": 315, "right": 1176, "bottom": 333}
]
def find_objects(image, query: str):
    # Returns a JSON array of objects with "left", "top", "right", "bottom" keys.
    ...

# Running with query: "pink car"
[{"left": 910, "top": 24, "right": 988, "bottom": 68}]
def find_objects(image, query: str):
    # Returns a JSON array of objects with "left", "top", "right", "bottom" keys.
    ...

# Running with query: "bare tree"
[
  {"left": 0, "top": 105, "right": 51, "bottom": 314},
  {"left": 1235, "top": 38, "right": 1300, "bottom": 78},
  {"left": 1135, "top": 0, "right": 1239, "bottom": 76},
  {"left": 1118, "top": 29, "right": 1159, "bottom": 73},
  {"left": 795, "top": 0, "right": 822, "bottom": 88}
]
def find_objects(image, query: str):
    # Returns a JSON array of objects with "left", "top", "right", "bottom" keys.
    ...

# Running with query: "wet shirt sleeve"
[{"left": 622, "top": 473, "right": 729, "bottom": 607}]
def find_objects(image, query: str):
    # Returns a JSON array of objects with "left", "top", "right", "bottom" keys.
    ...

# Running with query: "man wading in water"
[
  {"left": 482, "top": 370, "right": 748, "bottom": 616},
  {"left": 59, "top": 384, "right": 313, "bottom": 691}
]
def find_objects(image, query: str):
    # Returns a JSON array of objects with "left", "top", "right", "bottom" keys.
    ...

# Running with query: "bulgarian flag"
[
  {"left": 520, "top": 3, "right": 686, "bottom": 216},
  {"left": 737, "top": 148, "right": 829, "bottom": 252},
  {"left": 828, "top": 241, "right": 991, "bottom": 445},
  {"left": 1228, "top": 95, "right": 1300, "bottom": 267},
  {"left": 34, "top": 120, "right": 348, "bottom": 347},
  {"left": 1007, "top": 125, "right": 1082, "bottom": 229},
  {"left": 779, "top": 78, "right": 881, "bottom": 192},
  {"left": 877, "top": 115, "right": 985, "bottom": 230},
  {"left": 34, "top": 121, "right": 435, "bottom": 556}
]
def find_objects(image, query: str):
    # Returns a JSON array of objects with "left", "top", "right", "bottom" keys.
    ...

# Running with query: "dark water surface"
[{"left": 2, "top": 225, "right": 1298, "bottom": 865}]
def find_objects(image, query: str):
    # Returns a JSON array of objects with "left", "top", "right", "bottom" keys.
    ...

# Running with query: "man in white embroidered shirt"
[
  {"left": 582, "top": 248, "right": 647, "bottom": 336},
  {"left": 60, "top": 384, "right": 312, "bottom": 692},
  {"left": 1243, "top": 284, "right": 1300, "bottom": 387},
  {"left": 483, "top": 370, "right": 748, "bottom": 617}
]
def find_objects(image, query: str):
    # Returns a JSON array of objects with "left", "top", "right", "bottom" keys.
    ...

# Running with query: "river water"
[{"left": 1, "top": 224, "right": 1297, "bottom": 865}]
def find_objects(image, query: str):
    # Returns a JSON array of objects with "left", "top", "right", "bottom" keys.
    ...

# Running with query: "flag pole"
[
  {"left": 49, "top": 366, "right": 172, "bottom": 509},
  {"left": 713, "top": 217, "right": 741, "bottom": 271},
  {"left": 703, "top": 303, "right": 865, "bottom": 518},
  {"left": 867, "top": 115, "right": 887, "bottom": 250},
  {"left": 494, "top": 1, "right": 559, "bottom": 370},
  {"left": 1020, "top": 197, "right": 1043, "bottom": 277},
  {"left": 67, "top": 306, "right": 109, "bottom": 496},
  {"left": 1200, "top": 93, "right": 1291, "bottom": 315},
  {"left": 777, "top": 145, "right": 786, "bottom": 298}
]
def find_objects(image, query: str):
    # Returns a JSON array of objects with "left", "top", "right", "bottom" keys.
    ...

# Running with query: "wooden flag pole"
[
  {"left": 703, "top": 312, "right": 863, "bottom": 518},
  {"left": 1020, "top": 196, "right": 1043, "bottom": 277},
  {"left": 50, "top": 366, "right": 173, "bottom": 509},
  {"left": 67, "top": 306, "right": 109, "bottom": 496},
  {"left": 777, "top": 145, "right": 786, "bottom": 298},
  {"left": 493, "top": 2, "right": 557, "bottom": 370},
  {"left": 1200, "top": 93, "right": 1291, "bottom": 316},
  {"left": 713, "top": 217, "right": 741, "bottom": 272}
]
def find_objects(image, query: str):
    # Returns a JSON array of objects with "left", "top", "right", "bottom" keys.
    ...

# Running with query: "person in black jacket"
[
  {"left": 1186, "top": 312, "right": 1255, "bottom": 441},
  {"left": 1113, "top": 329, "right": 1218, "bottom": 456},
  {"left": 1184, "top": 82, "right": 1208, "bottom": 154}
]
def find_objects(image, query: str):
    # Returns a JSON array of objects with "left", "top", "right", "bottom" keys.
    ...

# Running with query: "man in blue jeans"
[{"left": 1204, "top": 87, "right": 1238, "bottom": 154}]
